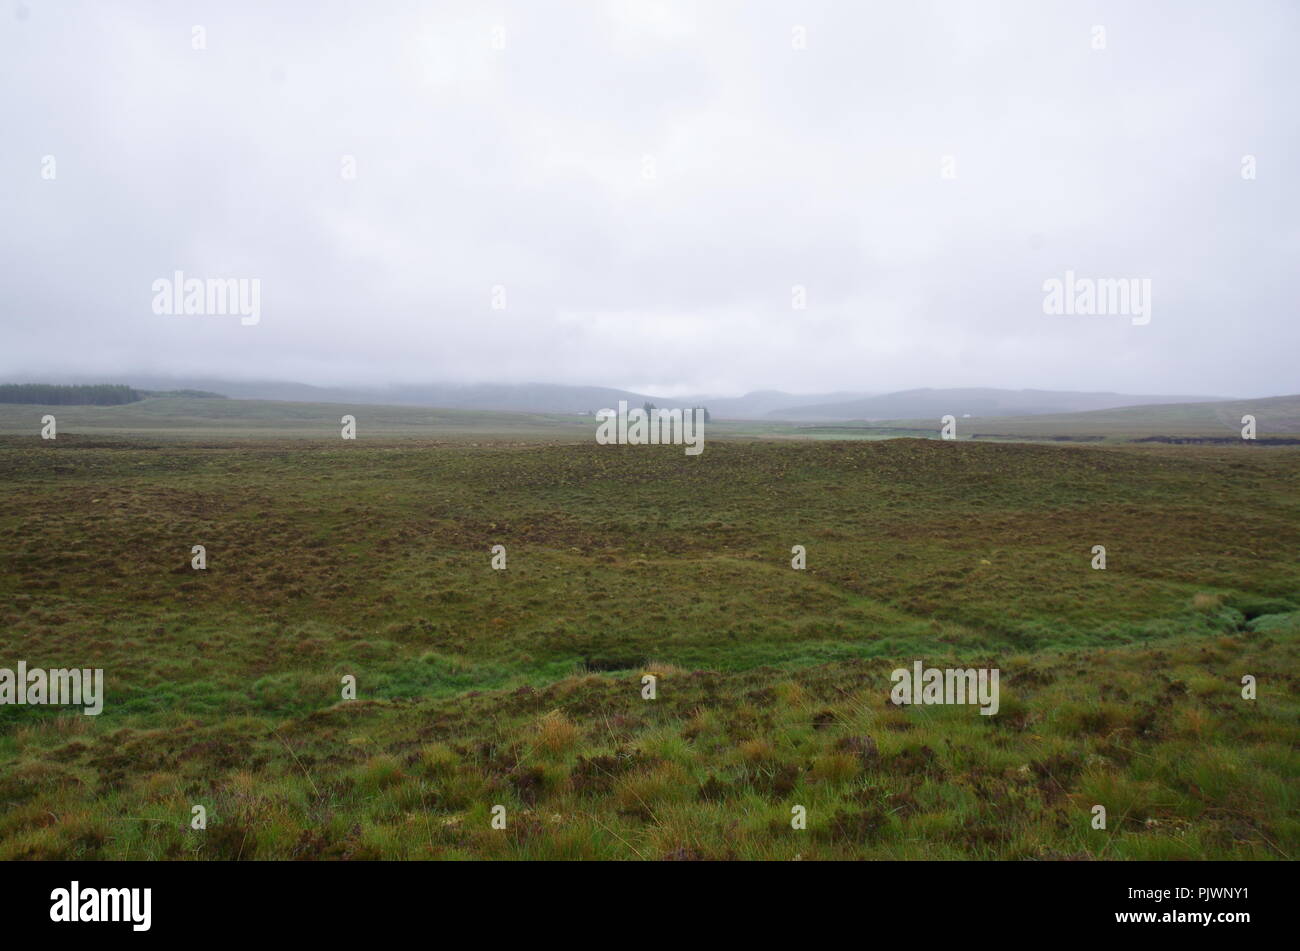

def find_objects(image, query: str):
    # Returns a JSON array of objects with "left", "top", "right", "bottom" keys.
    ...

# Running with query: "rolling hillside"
[
  {"left": 3, "top": 392, "right": 1298, "bottom": 445},
  {"left": 81, "top": 377, "right": 873, "bottom": 419},
  {"left": 770, "top": 388, "right": 1228, "bottom": 421},
  {"left": 831, "top": 395, "right": 1300, "bottom": 442},
  {"left": 0, "top": 396, "right": 592, "bottom": 440}
]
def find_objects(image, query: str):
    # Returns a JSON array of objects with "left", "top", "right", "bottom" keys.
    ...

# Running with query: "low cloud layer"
[{"left": 2, "top": 0, "right": 1295, "bottom": 397}]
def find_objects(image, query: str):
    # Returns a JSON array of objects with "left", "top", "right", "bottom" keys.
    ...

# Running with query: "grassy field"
[
  {"left": 0, "top": 396, "right": 594, "bottom": 440},
  {"left": 7, "top": 392, "right": 1298, "bottom": 444},
  {"left": 0, "top": 395, "right": 821, "bottom": 443},
  {"left": 0, "top": 426, "right": 1297, "bottom": 859},
  {"left": 796, "top": 394, "right": 1300, "bottom": 444}
]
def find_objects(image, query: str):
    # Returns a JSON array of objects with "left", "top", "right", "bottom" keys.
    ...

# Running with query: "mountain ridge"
[{"left": 2, "top": 376, "right": 1239, "bottom": 420}]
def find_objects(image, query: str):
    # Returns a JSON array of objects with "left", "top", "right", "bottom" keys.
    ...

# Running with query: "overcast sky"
[{"left": 1, "top": 0, "right": 1296, "bottom": 398}]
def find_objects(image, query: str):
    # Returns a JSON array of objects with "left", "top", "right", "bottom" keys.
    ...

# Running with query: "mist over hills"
[
  {"left": 119, "top": 378, "right": 673, "bottom": 415},
  {"left": 68, "top": 376, "right": 874, "bottom": 419},
  {"left": 7, "top": 376, "right": 1238, "bottom": 421},
  {"left": 686, "top": 389, "right": 873, "bottom": 419}
]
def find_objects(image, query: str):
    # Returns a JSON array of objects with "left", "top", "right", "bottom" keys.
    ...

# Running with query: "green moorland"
[
  {"left": 4, "top": 392, "right": 1298, "bottom": 444},
  {"left": 0, "top": 424, "right": 1297, "bottom": 860},
  {"left": 797, "top": 394, "right": 1300, "bottom": 444},
  {"left": 0, "top": 395, "right": 595, "bottom": 440}
]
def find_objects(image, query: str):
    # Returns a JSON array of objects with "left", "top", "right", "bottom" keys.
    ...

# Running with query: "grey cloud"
[{"left": 1, "top": 0, "right": 1296, "bottom": 397}]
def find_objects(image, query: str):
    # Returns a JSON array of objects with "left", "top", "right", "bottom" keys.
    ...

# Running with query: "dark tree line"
[{"left": 0, "top": 383, "right": 142, "bottom": 405}]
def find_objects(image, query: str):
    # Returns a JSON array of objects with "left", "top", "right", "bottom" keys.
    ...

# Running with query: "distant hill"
[
  {"left": 112, "top": 377, "right": 871, "bottom": 419},
  {"left": 138, "top": 389, "right": 227, "bottom": 399},
  {"left": 955, "top": 394, "right": 1300, "bottom": 440},
  {"left": 3, "top": 392, "right": 1296, "bottom": 444},
  {"left": 11, "top": 378, "right": 1247, "bottom": 426},
  {"left": 770, "top": 387, "right": 1229, "bottom": 421},
  {"left": 680, "top": 389, "right": 874, "bottom": 419},
  {"left": 0, "top": 394, "right": 593, "bottom": 440},
  {"left": 801, "top": 394, "right": 1300, "bottom": 442},
  {"left": 118, "top": 378, "right": 681, "bottom": 414}
]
